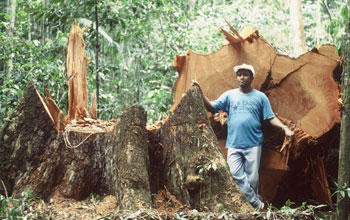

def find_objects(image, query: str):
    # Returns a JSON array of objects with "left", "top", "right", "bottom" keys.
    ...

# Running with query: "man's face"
[{"left": 236, "top": 69, "right": 253, "bottom": 87}]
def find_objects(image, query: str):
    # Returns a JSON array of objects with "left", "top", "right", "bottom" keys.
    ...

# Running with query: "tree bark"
[
  {"left": 0, "top": 82, "right": 60, "bottom": 198},
  {"left": 337, "top": 8, "right": 350, "bottom": 219},
  {"left": 154, "top": 86, "right": 253, "bottom": 213},
  {"left": 113, "top": 105, "right": 153, "bottom": 210}
]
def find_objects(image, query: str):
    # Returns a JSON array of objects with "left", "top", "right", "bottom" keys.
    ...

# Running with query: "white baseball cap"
[{"left": 233, "top": 63, "right": 255, "bottom": 77}]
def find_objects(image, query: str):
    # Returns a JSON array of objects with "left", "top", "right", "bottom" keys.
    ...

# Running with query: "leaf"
[
  {"left": 266, "top": 208, "right": 272, "bottom": 219},
  {"left": 33, "top": 40, "right": 40, "bottom": 46},
  {"left": 340, "top": 4, "right": 349, "bottom": 20},
  {"left": 78, "top": 18, "right": 119, "bottom": 47},
  {"left": 98, "top": 71, "right": 105, "bottom": 80}
]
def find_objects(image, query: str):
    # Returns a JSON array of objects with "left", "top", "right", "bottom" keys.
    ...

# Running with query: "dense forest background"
[{"left": 0, "top": 0, "right": 348, "bottom": 128}]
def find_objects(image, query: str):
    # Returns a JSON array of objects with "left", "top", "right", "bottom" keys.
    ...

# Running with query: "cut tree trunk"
[
  {"left": 172, "top": 24, "right": 342, "bottom": 208},
  {"left": 0, "top": 23, "right": 252, "bottom": 213},
  {"left": 0, "top": 82, "right": 113, "bottom": 200}
]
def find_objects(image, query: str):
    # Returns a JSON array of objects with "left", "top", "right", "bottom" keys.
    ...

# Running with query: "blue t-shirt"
[{"left": 211, "top": 89, "right": 275, "bottom": 148}]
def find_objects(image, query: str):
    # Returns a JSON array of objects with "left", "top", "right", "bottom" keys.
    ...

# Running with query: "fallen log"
[{"left": 172, "top": 24, "right": 342, "bottom": 208}]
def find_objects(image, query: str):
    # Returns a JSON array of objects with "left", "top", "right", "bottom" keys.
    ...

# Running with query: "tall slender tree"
[
  {"left": 337, "top": 2, "right": 350, "bottom": 219},
  {"left": 315, "top": 0, "right": 321, "bottom": 46},
  {"left": 289, "top": 0, "right": 307, "bottom": 56},
  {"left": 95, "top": 0, "right": 99, "bottom": 115},
  {"left": 6, "top": 0, "right": 16, "bottom": 80}
]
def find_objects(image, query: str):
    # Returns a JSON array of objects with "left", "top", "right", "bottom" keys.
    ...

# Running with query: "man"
[{"left": 192, "top": 63, "right": 293, "bottom": 211}]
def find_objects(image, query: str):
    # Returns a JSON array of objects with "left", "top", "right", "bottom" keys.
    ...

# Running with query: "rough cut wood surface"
[
  {"left": 66, "top": 23, "right": 90, "bottom": 121},
  {"left": 43, "top": 23, "right": 97, "bottom": 130},
  {"left": 172, "top": 29, "right": 340, "bottom": 140},
  {"left": 171, "top": 25, "right": 341, "bottom": 207}
]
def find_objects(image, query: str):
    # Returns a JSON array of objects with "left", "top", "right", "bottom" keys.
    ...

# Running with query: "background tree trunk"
[
  {"left": 6, "top": 0, "right": 16, "bottom": 80},
  {"left": 337, "top": 7, "right": 350, "bottom": 219},
  {"left": 95, "top": 0, "right": 100, "bottom": 112},
  {"left": 289, "top": 0, "right": 307, "bottom": 56},
  {"left": 315, "top": 1, "right": 321, "bottom": 46}
]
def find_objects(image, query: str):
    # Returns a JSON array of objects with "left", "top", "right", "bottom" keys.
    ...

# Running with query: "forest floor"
[{"left": 18, "top": 191, "right": 340, "bottom": 220}]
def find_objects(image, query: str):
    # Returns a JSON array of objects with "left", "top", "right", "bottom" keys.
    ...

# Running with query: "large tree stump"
[
  {"left": 0, "top": 82, "right": 253, "bottom": 213},
  {"left": 0, "top": 82, "right": 113, "bottom": 199},
  {"left": 0, "top": 84, "right": 154, "bottom": 210}
]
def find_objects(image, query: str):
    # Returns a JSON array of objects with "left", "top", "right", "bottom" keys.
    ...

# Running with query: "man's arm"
[
  {"left": 191, "top": 80, "right": 214, "bottom": 113},
  {"left": 269, "top": 117, "right": 294, "bottom": 138}
]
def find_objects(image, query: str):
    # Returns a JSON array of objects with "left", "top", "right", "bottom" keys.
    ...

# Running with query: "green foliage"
[
  {"left": 86, "top": 193, "right": 103, "bottom": 206},
  {"left": 332, "top": 181, "right": 350, "bottom": 199},
  {"left": 0, "top": 0, "right": 347, "bottom": 129},
  {"left": 318, "top": 0, "right": 349, "bottom": 55},
  {"left": 261, "top": 200, "right": 327, "bottom": 219},
  {"left": 0, "top": 189, "right": 36, "bottom": 219}
]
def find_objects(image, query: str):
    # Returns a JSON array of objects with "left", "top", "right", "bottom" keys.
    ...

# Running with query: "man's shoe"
[{"left": 255, "top": 200, "right": 265, "bottom": 211}]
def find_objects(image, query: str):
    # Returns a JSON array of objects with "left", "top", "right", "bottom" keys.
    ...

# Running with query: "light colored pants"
[{"left": 227, "top": 146, "right": 262, "bottom": 209}]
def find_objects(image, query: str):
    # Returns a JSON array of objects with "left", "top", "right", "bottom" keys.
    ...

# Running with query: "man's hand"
[
  {"left": 283, "top": 126, "right": 294, "bottom": 140},
  {"left": 191, "top": 80, "right": 203, "bottom": 94},
  {"left": 280, "top": 126, "right": 294, "bottom": 152},
  {"left": 191, "top": 80, "right": 214, "bottom": 113},
  {"left": 269, "top": 118, "right": 294, "bottom": 140},
  {"left": 191, "top": 80, "right": 200, "bottom": 88}
]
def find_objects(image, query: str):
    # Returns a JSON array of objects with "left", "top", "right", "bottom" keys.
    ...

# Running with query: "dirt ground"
[
  {"left": 26, "top": 195, "right": 118, "bottom": 219},
  {"left": 25, "top": 190, "right": 194, "bottom": 219},
  {"left": 20, "top": 191, "right": 331, "bottom": 220},
  {"left": 22, "top": 190, "right": 264, "bottom": 220}
]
